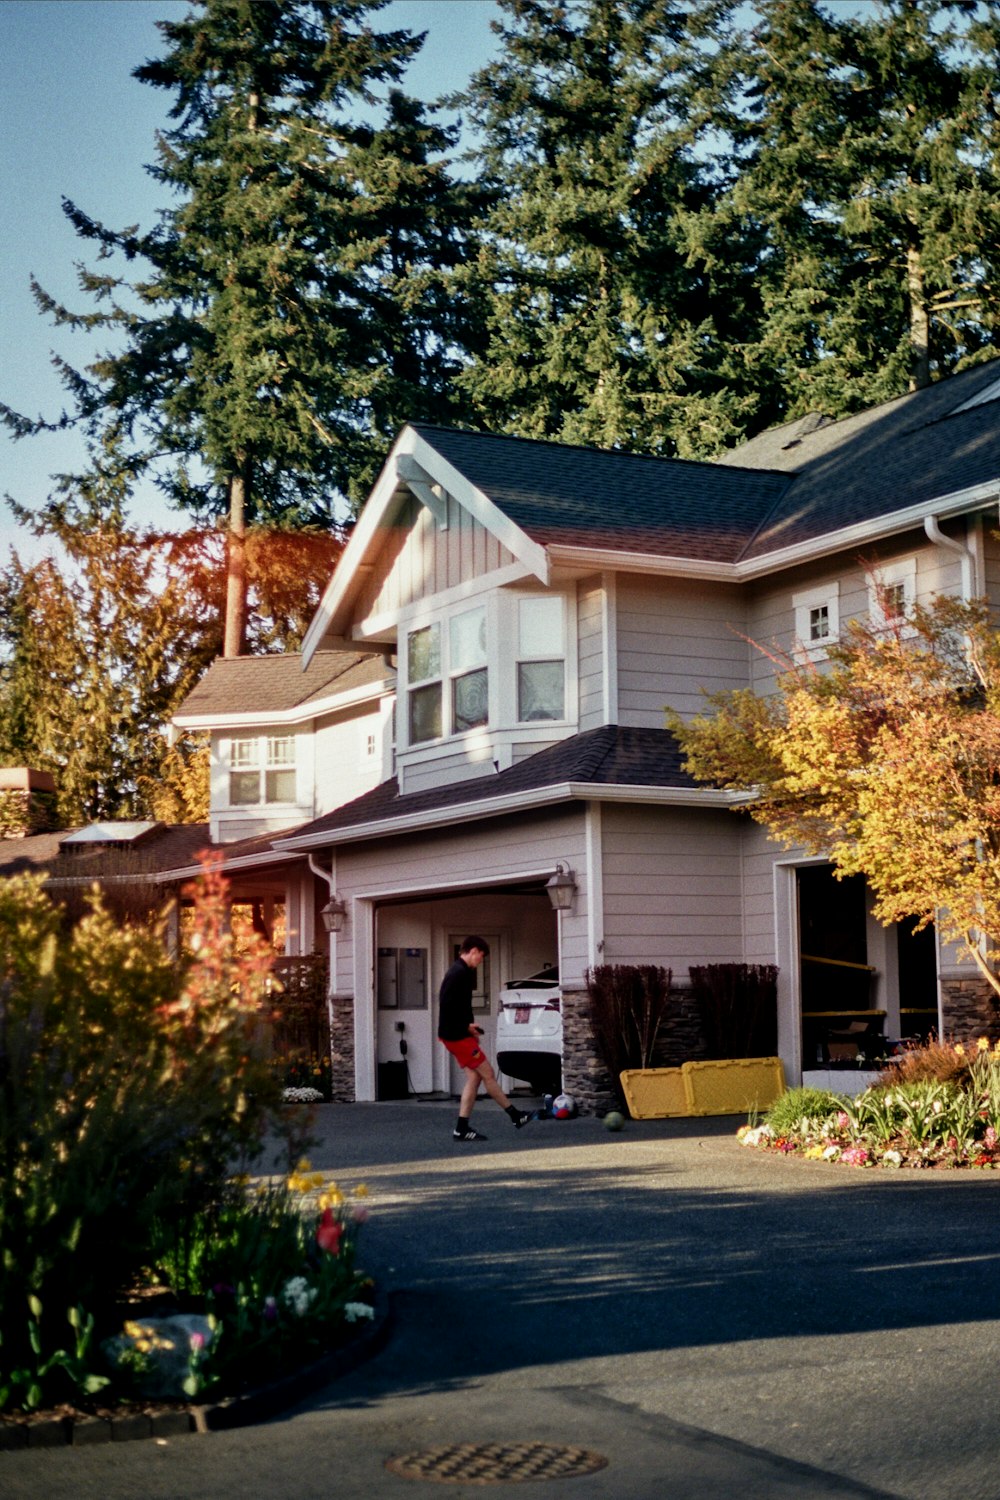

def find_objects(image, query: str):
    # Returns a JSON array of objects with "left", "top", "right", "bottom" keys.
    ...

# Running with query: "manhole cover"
[{"left": 385, "top": 1440, "right": 609, "bottom": 1485}]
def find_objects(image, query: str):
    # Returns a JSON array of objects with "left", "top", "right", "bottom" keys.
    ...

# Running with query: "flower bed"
[{"left": 737, "top": 1039, "right": 1000, "bottom": 1169}]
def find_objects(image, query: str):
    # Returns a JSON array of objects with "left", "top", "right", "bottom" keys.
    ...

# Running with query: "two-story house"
[{"left": 166, "top": 358, "right": 1000, "bottom": 1106}]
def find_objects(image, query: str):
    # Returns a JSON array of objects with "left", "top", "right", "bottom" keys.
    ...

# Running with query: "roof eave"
[{"left": 172, "top": 675, "right": 394, "bottom": 732}]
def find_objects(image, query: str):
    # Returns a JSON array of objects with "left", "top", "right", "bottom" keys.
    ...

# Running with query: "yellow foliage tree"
[{"left": 669, "top": 595, "right": 1000, "bottom": 1003}]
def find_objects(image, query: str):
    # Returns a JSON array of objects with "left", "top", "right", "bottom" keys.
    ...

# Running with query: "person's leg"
[{"left": 477, "top": 1060, "right": 531, "bottom": 1128}]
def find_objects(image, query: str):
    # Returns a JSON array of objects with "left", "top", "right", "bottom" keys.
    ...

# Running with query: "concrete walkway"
[{"left": 5, "top": 1102, "right": 1000, "bottom": 1499}]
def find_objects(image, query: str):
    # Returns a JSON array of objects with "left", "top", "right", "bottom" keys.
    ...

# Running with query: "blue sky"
[{"left": 1, "top": 0, "right": 502, "bottom": 558}]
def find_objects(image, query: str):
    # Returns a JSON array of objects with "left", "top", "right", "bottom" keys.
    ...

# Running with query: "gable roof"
[
  {"left": 303, "top": 360, "right": 998, "bottom": 662},
  {"left": 271, "top": 726, "right": 727, "bottom": 850},
  {"left": 174, "top": 650, "right": 390, "bottom": 727}
]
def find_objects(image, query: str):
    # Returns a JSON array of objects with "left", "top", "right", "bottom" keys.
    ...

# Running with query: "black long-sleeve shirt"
[{"left": 437, "top": 957, "right": 476, "bottom": 1041}]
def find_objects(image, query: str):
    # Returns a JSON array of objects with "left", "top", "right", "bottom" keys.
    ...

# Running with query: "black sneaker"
[
  {"left": 453, "top": 1127, "right": 488, "bottom": 1141},
  {"left": 511, "top": 1111, "right": 532, "bottom": 1129}
]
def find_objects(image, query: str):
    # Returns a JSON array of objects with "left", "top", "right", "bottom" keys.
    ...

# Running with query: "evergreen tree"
[
  {"left": 723, "top": 0, "right": 1000, "bottom": 415},
  {"left": 455, "top": 0, "right": 763, "bottom": 458},
  {"left": 2, "top": 1, "right": 474, "bottom": 653}
]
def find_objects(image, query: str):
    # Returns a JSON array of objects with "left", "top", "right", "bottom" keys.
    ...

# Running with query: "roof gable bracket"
[{"left": 396, "top": 455, "right": 449, "bottom": 529}]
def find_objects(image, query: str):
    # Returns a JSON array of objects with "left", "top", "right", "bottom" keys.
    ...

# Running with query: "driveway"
[{"left": 5, "top": 1102, "right": 1000, "bottom": 1500}]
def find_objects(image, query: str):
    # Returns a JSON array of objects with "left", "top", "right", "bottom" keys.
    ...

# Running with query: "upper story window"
[
  {"left": 407, "top": 606, "right": 488, "bottom": 746},
  {"left": 793, "top": 583, "right": 839, "bottom": 655},
  {"left": 229, "top": 735, "right": 297, "bottom": 806},
  {"left": 868, "top": 558, "right": 916, "bottom": 630},
  {"left": 517, "top": 596, "right": 565, "bottom": 721}
]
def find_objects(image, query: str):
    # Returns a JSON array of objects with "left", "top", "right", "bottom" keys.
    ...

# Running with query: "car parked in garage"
[{"left": 496, "top": 966, "right": 562, "bottom": 1095}]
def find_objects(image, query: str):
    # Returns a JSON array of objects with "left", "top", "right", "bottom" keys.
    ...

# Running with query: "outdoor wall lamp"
[
  {"left": 545, "top": 863, "right": 577, "bottom": 912},
  {"left": 320, "top": 894, "right": 348, "bottom": 933}
]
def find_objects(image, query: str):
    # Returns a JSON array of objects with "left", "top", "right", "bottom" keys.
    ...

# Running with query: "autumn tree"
[
  {"left": 669, "top": 595, "right": 1000, "bottom": 1002},
  {"left": 1, "top": 1, "right": 476, "bottom": 654}
]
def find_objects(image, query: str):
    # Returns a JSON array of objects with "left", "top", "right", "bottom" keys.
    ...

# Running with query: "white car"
[{"left": 496, "top": 966, "right": 562, "bottom": 1094}]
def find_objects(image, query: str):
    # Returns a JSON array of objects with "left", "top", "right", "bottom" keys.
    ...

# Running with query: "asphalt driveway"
[{"left": 5, "top": 1101, "right": 1000, "bottom": 1500}]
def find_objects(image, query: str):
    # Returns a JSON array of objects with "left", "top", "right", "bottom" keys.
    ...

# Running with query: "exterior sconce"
[
  {"left": 320, "top": 894, "right": 348, "bottom": 933},
  {"left": 545, "top": 863, "right": 577, "bottom": 912}
]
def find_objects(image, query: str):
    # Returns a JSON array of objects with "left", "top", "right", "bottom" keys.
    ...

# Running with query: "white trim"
[
  {"left": 585, "top": 801, "right": 604, "bottom": 966},
  {"left": 792, "top": 580, "right": 840, "bottom": 655},
  {"left": 601, "top": 572, "right": 618, "bottom": 724},
  {"left": 355, "top": 561, "right": 532, "bottom": 642},
  {"left": 152, "top": 848, "right": 309, "bottom": 883},
  {"left": 273, "top": 780, "right": 744, "bottom": 851}
]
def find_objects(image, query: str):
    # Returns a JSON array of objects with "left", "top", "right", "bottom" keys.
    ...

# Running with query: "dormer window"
[
  {"left": 407, "top": 623, "right": 442, "bottom": 745},
  {"left": 229, "top": 735, "right": 297, "bottom": 805},
  {"left": 517, "top": 596, "right": 565, "bottom": 721},
  {"left": 406, "top": 605, "right": 489, "bottom": 746}
]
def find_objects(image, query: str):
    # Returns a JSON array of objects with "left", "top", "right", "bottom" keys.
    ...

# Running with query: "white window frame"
[
  {"left": 403, "top": 603, "right": 489, "bottom": 749},
  {"left": 868, "top": 558, "right": 916, "bottom": 632},
  {"left": 227, "top": 733, "right": 298, "bottom": 808},
  {"left": 793, "top": 582, "right": 840, "bottom": 656}
]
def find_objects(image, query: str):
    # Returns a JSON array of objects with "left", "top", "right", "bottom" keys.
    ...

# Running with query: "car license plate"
[{"left": 515, "top": 1006, "right": 531, "bottom": 1024}]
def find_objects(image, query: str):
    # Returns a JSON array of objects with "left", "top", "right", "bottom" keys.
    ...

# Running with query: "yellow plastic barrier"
[
  {"left": 619, "top": 1067, "right": 689, "bottom": 1119},
  {"left": 681, "top": 1056, "right": 786, "bottom": 1116}
]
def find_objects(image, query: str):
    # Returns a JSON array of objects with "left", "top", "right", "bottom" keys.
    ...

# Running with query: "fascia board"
[
  {"left": 273, "top": 781, "right": 743, "bottom": 850},
  {"left": 172, "top": 677, "right": 393, "bottom": 732},
  {"left": 302, "top": 426, "right": 551, "bottom": 666},
  {"left": 546, "top": 544, "right": 737, "bottom": 580}
]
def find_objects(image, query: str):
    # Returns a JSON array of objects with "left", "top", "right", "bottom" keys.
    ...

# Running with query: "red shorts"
[{"left": 440, "top": 1034, "right": 487, "bottom": 1071}]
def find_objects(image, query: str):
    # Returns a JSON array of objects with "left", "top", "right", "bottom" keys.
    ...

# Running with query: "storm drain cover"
[{"left": 385, "top": 1440, "right": 609, "bottom": 1484}]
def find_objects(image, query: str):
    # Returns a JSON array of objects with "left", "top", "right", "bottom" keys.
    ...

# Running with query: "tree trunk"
[
  {"left": 907, "top": 243, "right": 930, "bottom": 391},
  {"left": 223, "top": 469, "right": 248, "bottom": 658}
]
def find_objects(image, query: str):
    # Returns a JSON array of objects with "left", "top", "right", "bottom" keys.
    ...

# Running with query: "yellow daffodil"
[{"left": 977, "top": 1036, "right": 990, "bottom": 1051}]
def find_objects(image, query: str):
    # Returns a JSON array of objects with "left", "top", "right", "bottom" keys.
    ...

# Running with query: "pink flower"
[
  {"left": 189, "top": 1331, "right": 206, "bottom": 1352},
  {"left": 263, "top": 1296, "right": 278, "bottom": 1322},
  {"left": 352, "top": 1205, "right": 369, "bottom": 1224},
  {"left": 317, "top": 1207, "right": 343, "bottom": 1255},
  {"left": 836, "top": 1111, "right": 850, "bottom": 1130}
]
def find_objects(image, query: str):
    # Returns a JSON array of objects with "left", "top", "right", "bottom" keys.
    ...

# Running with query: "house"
[{"left": 159, "top": 358, "right": 1000, "bottom": 1107}]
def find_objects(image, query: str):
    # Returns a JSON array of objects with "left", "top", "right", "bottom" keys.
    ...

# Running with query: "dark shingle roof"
[
  {"left": 176, "top": 651, "right": 389, "bottom": 720},
  {"left": 278, "top": 726, "right": 697, "bottom": 844},
  {"left": 410, "top": 359, "right": 998, "bottom": 567},
  {"left": 0, "top": 823, "right": 213, "bottom": 883},
  {"left": 411, "top": 425, "right": 791, "bottom": 564}
]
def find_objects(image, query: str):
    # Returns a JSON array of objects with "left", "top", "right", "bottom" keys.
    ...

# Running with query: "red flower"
[{"left": 317, "top": 1208, "right": 343, "bottom": 1255}]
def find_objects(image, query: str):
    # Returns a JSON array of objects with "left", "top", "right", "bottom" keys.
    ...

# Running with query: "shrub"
[
  {"left": 586, "top": 965, "right": 673, "bottom": 1106},
  {"left": 689, "top": 963, "right": 778, "bottom": 1059},
  {"left": 765, "top": 1087, "right": 841, "bottom": 1136},
  {"left": 0, "top": 864, "right": 298, "bottom": 1412}
]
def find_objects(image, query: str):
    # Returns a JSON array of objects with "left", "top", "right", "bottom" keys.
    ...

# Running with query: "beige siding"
[
  {"left": 354, "top": 492, "right": 517, "bottom": 622},
  {"left": 599, "top": 803, "right": 744, "bottom": 972},
  {"left": 399, "top": 744, "right": 500, "bottom": 796},
  {"left": 313, "top": 705, "right": 386, "bottom": 816},
  {"left": 577, "top": 576, "right": 606, "bottom": 730},
  {"left": 615, "top": 576, "right": 748, "bottom": 724}
]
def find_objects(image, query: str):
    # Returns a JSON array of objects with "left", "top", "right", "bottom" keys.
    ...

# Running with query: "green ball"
[{"left": 603, "top": 1111, "right": 625, "bottom": 1132}]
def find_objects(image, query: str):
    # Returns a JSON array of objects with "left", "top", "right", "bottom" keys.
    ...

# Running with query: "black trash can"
[{"left": 377, "top": 1060, "right": 408, "bottom": 1100}]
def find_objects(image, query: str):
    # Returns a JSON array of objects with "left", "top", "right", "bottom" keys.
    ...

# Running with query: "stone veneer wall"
[
  {"left": 560, "top": 981, "right": 710, "bottom": 1116},
  {"left": 940, "top": 977, "right": 1000, "bottom": 1044},
  {"left": 329, "top": 995, "right": 357, "bottom": 1102},
  {"left": 0, "top": 786, "right": 59, "bottom": 837}
]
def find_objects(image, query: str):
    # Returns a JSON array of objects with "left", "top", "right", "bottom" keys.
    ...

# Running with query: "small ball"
[{"left": 603, "top": 1111, "right": 625, "bottom": 1132}]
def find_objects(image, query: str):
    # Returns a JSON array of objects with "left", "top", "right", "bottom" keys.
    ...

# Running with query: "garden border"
[{"left": 0, "top": 1286, "right": 392, "bottom": 1450}]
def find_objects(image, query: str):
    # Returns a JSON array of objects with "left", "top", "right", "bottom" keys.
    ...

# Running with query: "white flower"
[
  {"left": 882, "top": 1150, "right": 903, "bottom": 1166},
  {"left": 283, "top": 1086, "right": 324, "bottom": 1103},
  {"left": 343, "top": 1301, "right": 375, "bottom": 1324},
  {"left": 822, "top": 1145, "right": 841, "bottom": 1160},
  {"left": 282, "top": 1276, "right": 318, "bottom": 1318}
]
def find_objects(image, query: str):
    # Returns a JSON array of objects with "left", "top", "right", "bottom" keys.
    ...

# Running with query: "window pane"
[
  {"left": 519, "top": 597, "right": 563, "bottom": 657},
  {"left": 453, "top": 668, "right": 488, "bottom": 732},
  {"left": 518, "top": 660, "right": 564, "bottom": 721},
  {"left": 230, "top": 770, "right": 260, "bottom": 805},
  {"left": 809, "top": 605, "right": 830, "bottom": 642},
  {"left": 884, "top": 582, "right": 906, "bottom": 618},
  {"left": 267, "top": 735, "right": 295, "bottom": 766},
  {"left": 409, "top": 682, "right": 442, "bottom": 743},
  {"left": 407, "top": 623, "right": 440, "bottom": 683},
  {"left": 230, "top": 738, "right": 258, "bottom": 768},
  {"left": 265, "top": 768, "right": 297, "bottom": 803},
  {"left": 450, "top": 607, "right": 486, "bottom": 671}
]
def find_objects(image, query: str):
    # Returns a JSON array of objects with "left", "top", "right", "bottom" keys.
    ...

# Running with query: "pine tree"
[
  {"left": 455, "top": 0, "right": 762, "bottom": 458},
  {"left": 2, "top": 1, "right": 474, "bottom": 653},
  {"left": 723, "top": 0, "right": 1000, "bottom": 415}
]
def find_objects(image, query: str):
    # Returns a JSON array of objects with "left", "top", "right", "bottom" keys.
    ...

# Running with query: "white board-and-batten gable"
[{"left": 302, "top": 427, "right": 550, "bottom": 665}]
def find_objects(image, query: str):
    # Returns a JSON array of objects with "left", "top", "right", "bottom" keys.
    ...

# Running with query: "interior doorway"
[{"left": 797, "top": 866, "right": 880, "bottom": 1066}]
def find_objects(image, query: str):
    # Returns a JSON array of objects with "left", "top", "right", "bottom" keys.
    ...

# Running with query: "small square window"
[
  {"left": 809, "top": 605, "right": 830, "bottom": 642},
  {"left": 453, "top": 667, "right": 488, "bottom": 732}
]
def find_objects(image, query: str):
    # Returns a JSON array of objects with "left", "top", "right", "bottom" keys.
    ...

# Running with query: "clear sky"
[{"left": 0, "top": 0, "right": 502, "bottom": 558}]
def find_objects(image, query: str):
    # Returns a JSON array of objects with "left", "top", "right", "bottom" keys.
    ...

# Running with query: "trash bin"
[{"left": 377, "top": 1060, "right": 408, "bottom": 1100}]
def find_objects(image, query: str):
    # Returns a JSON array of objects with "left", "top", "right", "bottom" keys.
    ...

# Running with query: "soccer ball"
[
  {"left": 553, "top": 1092, "right": 576, "bottom": 1119},
  {"left": 603, "top": 1111, "right": 625, "bottom": 1132}
]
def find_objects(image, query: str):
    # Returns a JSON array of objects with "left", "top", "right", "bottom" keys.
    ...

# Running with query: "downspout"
[{"left": 923, "top": 513, "right": 976, "bottom": 600}]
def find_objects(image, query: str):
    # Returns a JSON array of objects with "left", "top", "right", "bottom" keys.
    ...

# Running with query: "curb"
[{"left": 0, "top": 1288, "right": 392, "bottom": 1450}]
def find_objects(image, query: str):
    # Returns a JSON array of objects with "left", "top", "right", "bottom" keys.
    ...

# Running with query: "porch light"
[
  {"left": 545, "top": 863, "right": 577, "bottom": 912},
  {"left": 320, "top": 894, "right": 348, "bottom": 933}
]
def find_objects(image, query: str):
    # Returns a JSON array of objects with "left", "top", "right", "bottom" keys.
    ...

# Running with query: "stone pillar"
[
  {"left": 329, "top": 994, "right": 356, "bottom": 1103},
  {"left": 940, "top": 976, "right": 1000, "bottom": 1044},
  {"left": 560, "top": 984, "right": 617, "bottom": 1117}
]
